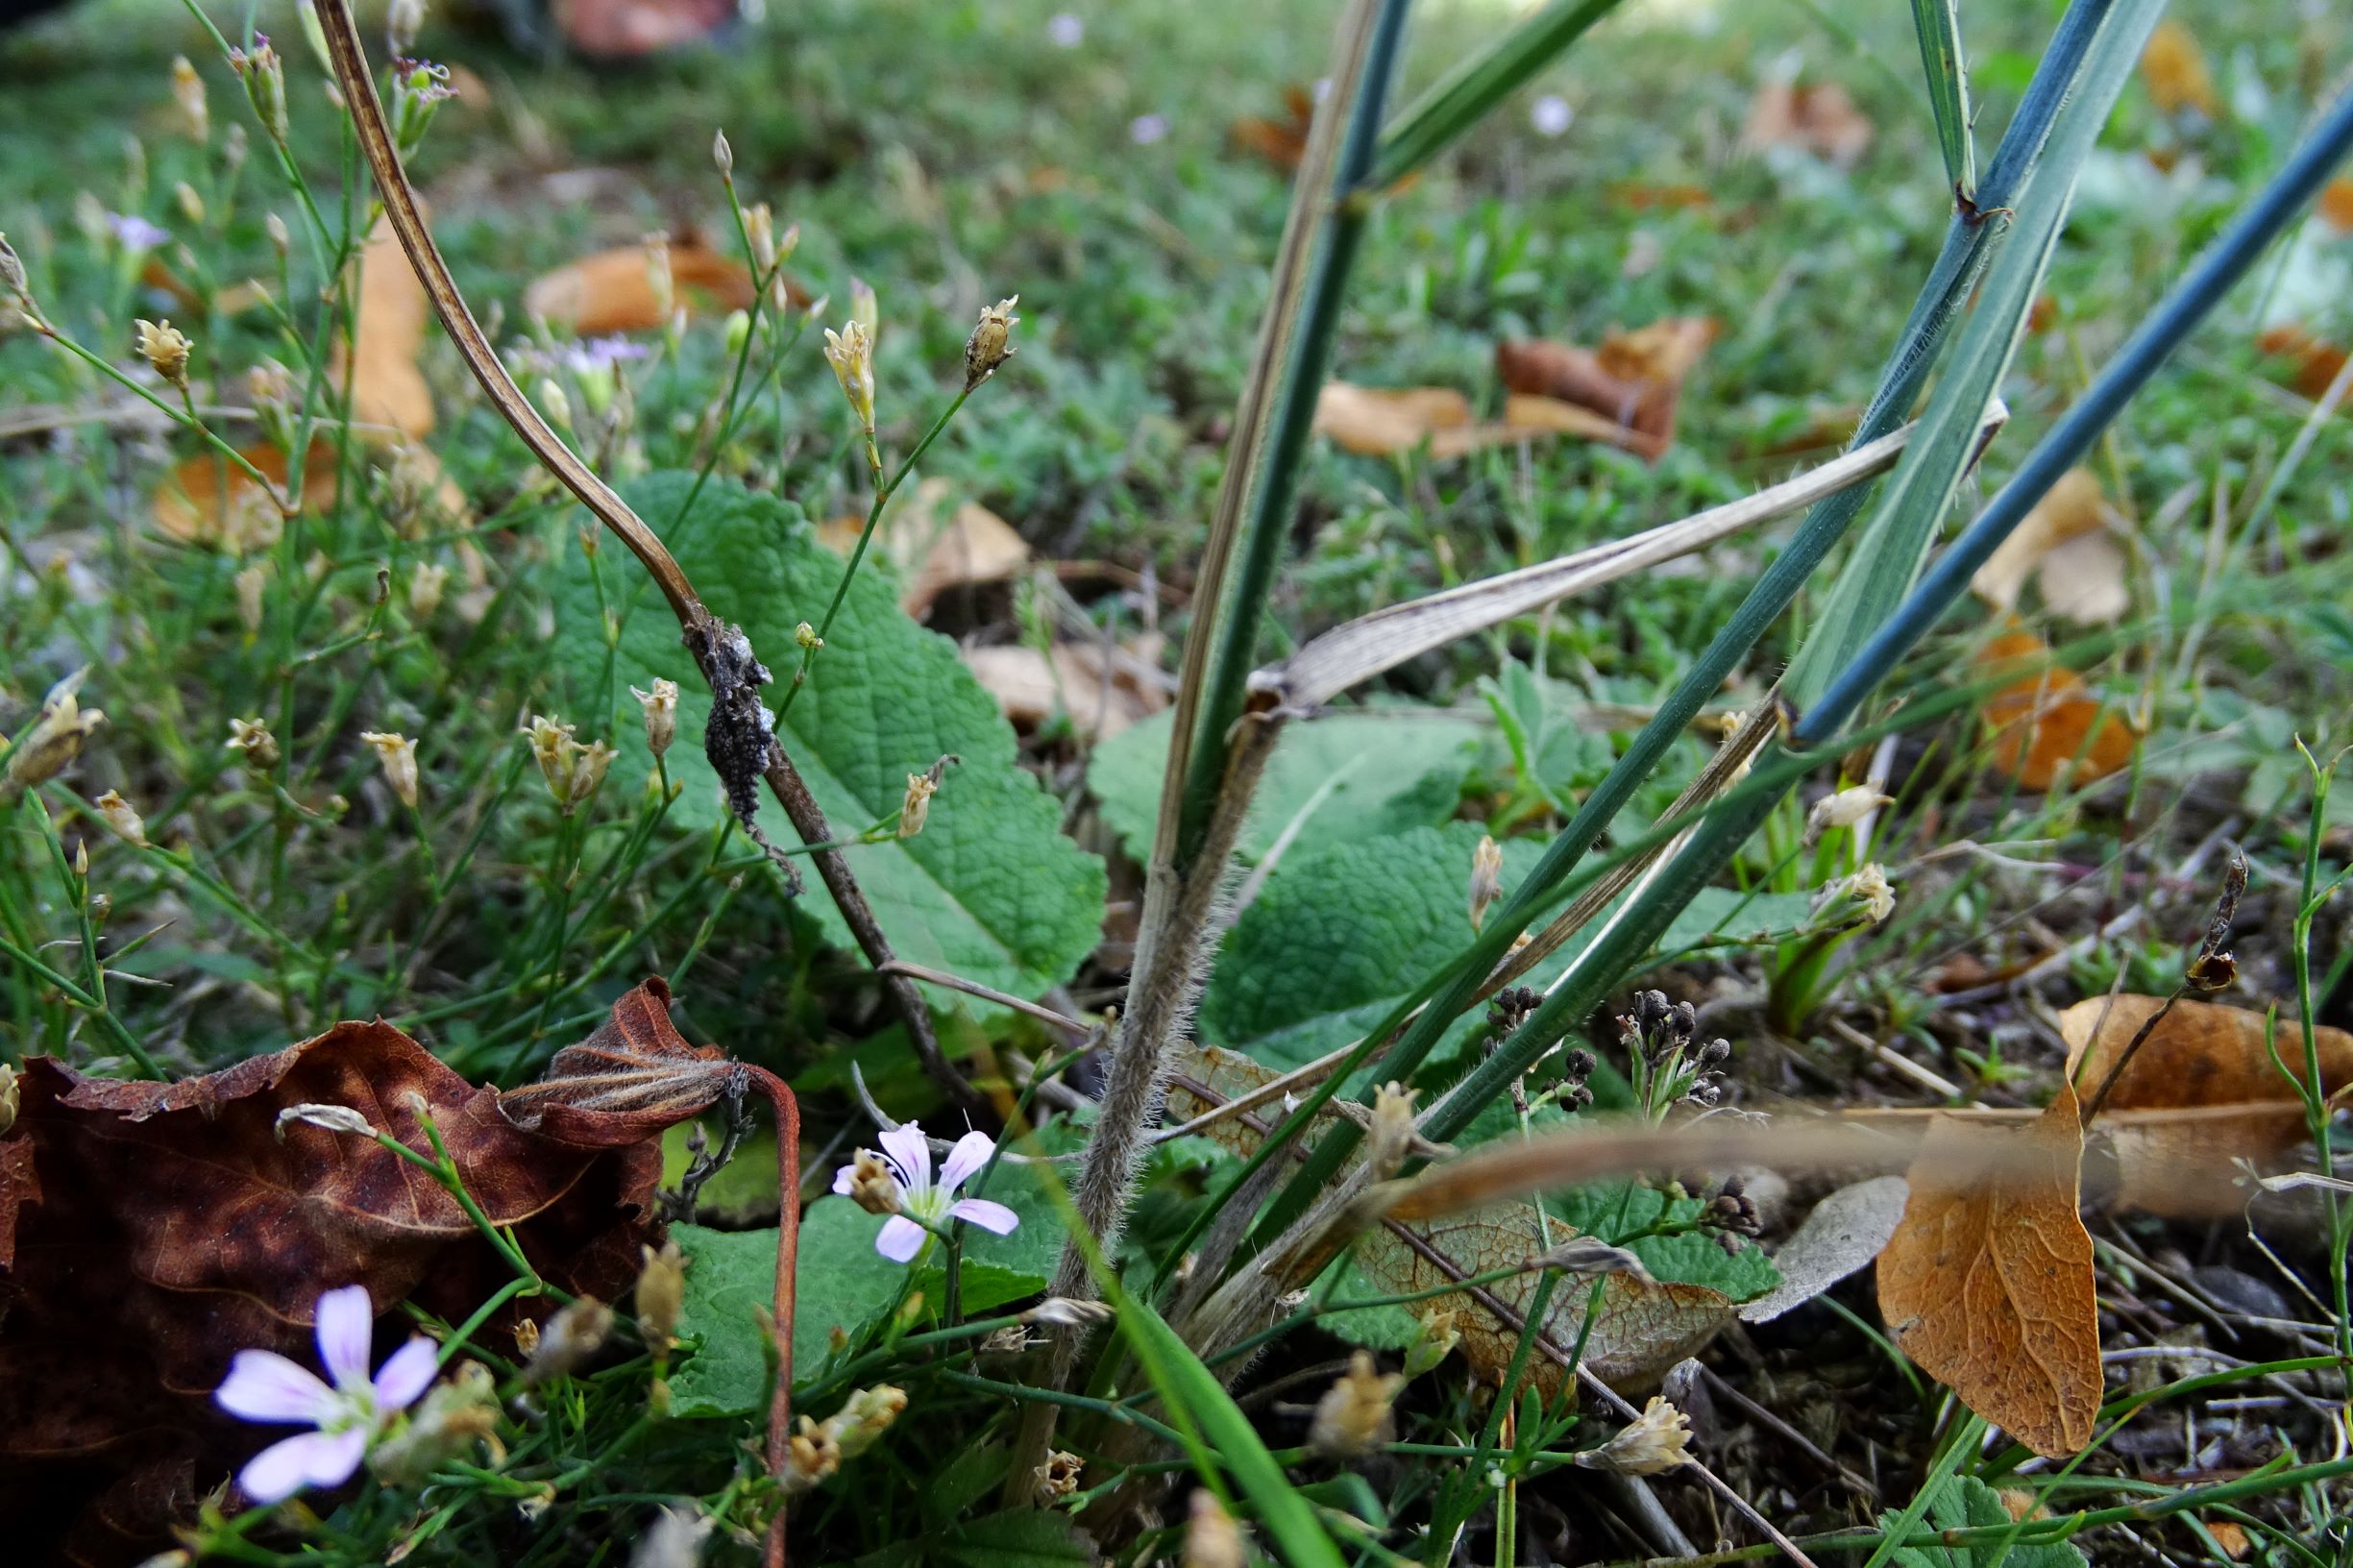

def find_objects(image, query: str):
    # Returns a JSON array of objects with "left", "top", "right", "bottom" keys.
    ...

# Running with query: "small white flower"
[
  {"left": 1804, "top": 785, "right": 1893, "bottom": 843},
  {"left": 1045, "top": 12, "right": 1083, "bottom": 48},
  {"left": 108, "top": 213, "right": 170, "bottom": 252},
  {"left": 1574, "top": 1395, "right": 1692, "bottom": 1475},
  {"left": 1129, "top": 113, "right": 1168, "bottom": 146},
  {"left": 831, "top": 1122, "right": 1018, "bottom": 1262},
  {"left": 214, "top": 1285, "right": 438, "bottom": 1503},
  {"left": 1531, "top": 94, "right": 1574, "bottom": 137}
]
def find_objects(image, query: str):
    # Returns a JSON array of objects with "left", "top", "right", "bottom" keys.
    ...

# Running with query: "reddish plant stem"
[{"left": 749, "top": 1065, "right": 801, "bottom": 1568}]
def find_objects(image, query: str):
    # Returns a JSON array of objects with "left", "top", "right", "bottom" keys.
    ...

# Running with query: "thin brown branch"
[{"left": 314, "top": 0, "right": 984, "bottom": 1125}]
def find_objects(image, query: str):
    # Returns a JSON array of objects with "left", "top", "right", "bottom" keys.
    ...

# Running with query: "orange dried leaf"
[
  {"left": 1877, "top": 1087, "right": 2099, "bottom": 1458},
  {"left": 2141, "top": 20, "right": 2218, "bottom": 119},
  {"left": 2320, "top": 176, "right": 2353, "bottom": 234},
  {"left": 1496, "top": 318, "right": 1714, "bottom": 460},
  {"left": 1230, "top": 83, "right": 1316, "bottom": 171},
  {"left": 150, "top": 440, "right": 337, "bottom": 546},
  {"left": 2257, "top": 325, "right": 2348, "bottom": 403},
  {"left": 524, "top": 233, "right": 756, "bottom": 335},
  {"left": 2058, "top": 995, "right": 2353, "bottom": 1213},
  {"left": 964, "top": 643, "right": 1164, "bottom": 742},
  {"left": 819, "top": 478, "right": 1032, "bottom": 620},
  {"left": 1975, "top": 628, "right": 2138, "bottom": 791},
  {"left": 1971, "top": 468, "right": 2127, "bottom": 625},
  {"left": 1739, "top": 79, "right": 1874, "bottom": 168}
]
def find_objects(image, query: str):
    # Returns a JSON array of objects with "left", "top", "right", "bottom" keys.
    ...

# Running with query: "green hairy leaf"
[{"left": 553, "top": 473, "right": 1107, "bottom": 1003}]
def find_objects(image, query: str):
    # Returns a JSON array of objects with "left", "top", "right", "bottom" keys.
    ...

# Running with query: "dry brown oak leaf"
[
  {"left": 0, "top": 979, "right": 725, "bottom": 1566},
  {"left": 1877, "top": 1084, "right": 2100, "bottom": 1458}
]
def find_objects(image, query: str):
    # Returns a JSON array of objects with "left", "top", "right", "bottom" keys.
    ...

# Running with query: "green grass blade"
[
  {"left": 1784, "top": 0, "right": 2162, "bottom": 712},
  {"left": 1369, "top": 0, "right": 1624, "bottom": 188},
  {"left": 1113, "top": 1292, "right": 1348, "bottom": 1568},
  {"left": 1421, "top": 0, "right": 2166, "bottom": 1144},
  {"left": 1246, "top": 0, "right": 2117, "bottom": 1241},
  {"left": 1911, "top": 0, "right": 1976, "bottom": 198}
]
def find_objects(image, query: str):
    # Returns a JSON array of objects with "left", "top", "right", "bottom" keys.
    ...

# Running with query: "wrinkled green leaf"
[
  {"left": 1198, "top": 822, "right": 1812, "bottom": 1071},
  {"left": 552, "top": 473, "right": 1106, "bottom": 1003},
  {"left": 1088, "top": 708, "right": 1481, "bottom": 869},
  {"left": 1889, "top": 1475, "right": 2087, "bottom": 1568}
]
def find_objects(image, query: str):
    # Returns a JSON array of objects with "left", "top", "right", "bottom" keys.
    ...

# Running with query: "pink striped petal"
[
  {"left": 875, "top": 1215, "right": 928, "bottom": 1262},
  {"left": 239, "top": 1427, "right": 366, "bottom": 1504},
  {"left": 216, "top": 1349, "right": 332, "bottom": 1425},
  {"left": 877, "top": 1122, "right": 931, "bottom": 1192},
  {"left": 949, "top": 1198, "right": 1019, "bottom": 1236},
  {"left": 938, "top": 1131, "right": 996, "bottom": 1192},
  {"left": 371, "top": 1337, "right": 439, "bottom": 1412},
  {"left": 312, "top": 1285, "right": 376, "bottom": 1388}
]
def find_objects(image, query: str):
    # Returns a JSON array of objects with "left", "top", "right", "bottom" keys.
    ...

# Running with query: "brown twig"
[
  {"left": 746, "top": 1066, "right": 801, "bottom": 1568},
  {"left": 311, "top": 0, "right": 986, "bottom": 1128}
]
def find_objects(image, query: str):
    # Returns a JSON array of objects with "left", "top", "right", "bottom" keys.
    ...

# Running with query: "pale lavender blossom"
[
  {"left": 215, "top": 1285, "right": 437, "bottom": 1503},
  {"left": 109, "top": 213, "right": 170, "bottom": 252},
  {"left": 1128, "top": 113, "right": 1168, "bottom": 146},
  {"left": 1531, "top": 95, "right": 1574, "bottom": 137},
  {"left": 832, "top": 1122, "right": 1019, "bottom": 1263},
  {"left": 563, "top": 335, "right": 651, "bottom": 374},
  {"left": 1046, "top": 12, "right": 1084, "bottom": 48}
]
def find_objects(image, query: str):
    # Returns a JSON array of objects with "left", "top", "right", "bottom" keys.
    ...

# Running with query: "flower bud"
[
  {"left": 711, "top": 128, "right": 733, "bottom": 177},
  {"left": 635, "top": 1239, "right": 687, "bottom": 1352},
  {"left": 824, "top": 1384, "right": 906, "bottom": 1459},
  {"left": 821, "top": 320, "right": 876, "bottom": 433},
  {"left": 525, "top": 714, "right": 576, "bottom": 805},
  {"left": 745, "top": 202, "right": 776, "bottom": 272},
  {"left": 390, "top": 60, "right": 457, "bottom": 158},
  {"left": 1365, "top": 1081, "right": 1417, "bottom": 1179},
  {"left": 2, "top": 669, "right": 105, "bottom": 804},
  {"left": 266, "top": 211, "right": 290, "bottom": 257},
  {"left": 174, "top": 183, "right": 205, "bottom": 226},
  {"left": 1573, "top": 1395, "right": 1692, "bottom": 1475},
  {"left": 723, "top": 307, "right": 750, "bottom": 357},
  {"left": 630, "top": 679, "right": 677, "bottom": 760},
  {"left": 1804, "top": 785, "right": 1893, "bottom": 843},
  {"left": 234, "top": 562, "right": 268, "bottom": 634},
  {"left": 564, "top": 739, "right": 616, "bottom": 814},
  {"left": 171, "top": 56, "right": 209, "bottom": 142},
  {"left": 94, "top": 789, "right": 150, "bottom": 848},
  {"left": 371, "top": 1360, "right": 502, "bottom": 1486},
  {"left": 387, "top": 0, "right": 427, "bottom": 57},
  {"left": 1184, "top": 1490, "right": 1245, "bottom": 1568},
  {"left": 795, "top": 621, "right": 822, "bottom": 650},
  {"left": 135, "top": 318, "right": 192, "bottom": 390},
  {"left": 962, "top": 296, "right": 1018, "bottom": 391},
  {"left": 227, "top": 37, "right": 287, "bottom": 144},
  {"left": 1402, "top": 1308, "right": 1458, "bottom": 1379},
  {"left": 1020, "top": 1297, "right": 1115, "bottom": 1328},
  {"left": 0, "top": 232, "right": 26, "bottom": 300},
  {"left": 537, "top": 377, "right": 572, "bottom": 431},
  {"left": 898, "top": 770, "right": 937, "bottom": 840},
  {"left": 1815, "top": 862, "right": 1896, "bottom": 925},
  {"left": 847, "top": 277, "right": 877, "bottom": 339},
  {"left": 226, "top": 716, "right": 279, "bottom": 770},
  {"left": 409, "top": 561, "right": 448, "bottom": 619},
  {"left": 1035, "top": 1451, "right": 1083, "bottom": 1504},
  {"left": 275, "top": 1102, "right": 377, "bottom": 1139},
  {"left": 360, "top": 730, "right": 420, "bottom": 809},
  {"left": 781, "top": 1415, "right": 842, "bottom": 1494},
  {"left": 843, "top": 1149, "right": 900, "bottom": 1216},
  {"left": 1308, "top": 1351, "right": 1402, "bottom": 1458},
  {"left": 522, "top": 1297, "right": 614, "bottom": 1385},
  {"left": 1466, "top": 832, "right": 1503, "bottom": 932}
]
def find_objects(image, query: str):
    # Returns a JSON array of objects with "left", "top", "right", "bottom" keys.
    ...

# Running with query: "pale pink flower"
[
  {"left": 214, "top": 1284, "right": 437, "bottom": 1503},
  {"left": 832, "top": 1122, "right": 1018, "bottom": 1262}
]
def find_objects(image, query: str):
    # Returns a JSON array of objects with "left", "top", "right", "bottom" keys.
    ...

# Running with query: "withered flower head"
[
  {"left": 370, "top": 1360, "right": 502, "bottom": 1487},
  {"left": 1573, "top": 1395, "right": 1692, "bottom": 1475},
  {"left": 825, "top": 1384, "right": 906, "bottom": 1459},
  {"left": 1804, "top": 784, "right": 1893, "bottom": 843},
  {"left": 821, "top": 319, "right": 876, "bottom": 433},
  {"left": 1184, "top": 1489, "right": 1245, "bottom": 1568},
  {"left": 635, "top": 1239, "right": 687, "bottom": 1352},
  {"left": 170, "top": 56, "right": 209, "bottom": 142},
  {"left": 522, "top": 1297, "right": 614, "bottom": 1385},
  {"left": 1402, "top": 1308, "right": 1459, "bottom": 1379},
  {"left": 135, "top": 318, "right": 191, "bottom": 389},
  {"left": 225, "top": 715, "right": 279, "bottom": 770},
  {"left": 630, "top": 678, "right": 678, "bottom": 761},
  {"left": 1034, "top": 1450, "right": 1084, "bottom": 1504},
  {"left": 781, "top": 1414, "right": 842, "bottom": 1494},
  {"left": 359, "top": 731, "right": 420, "bottom": 810},
  {"left": 1466, "top": 832, "right": 1504, "bottom": 932},
  {"left": 842, "top": 1148, "right": 901, "bottom": 1216},
  {"left": 963, "top": 296, "right": 1019, "bottom": 391},
  {"left": 94, "top": 788, "right": 150, "bottom": 848},
  {"left": 2, "top": 669, "right": 105, "bottom": 803},
  {"left": 898, "top": 770, "right": 939, "bottom": 840},
  {"left": 1308, "top": 1351, "right": 1403, "bottom": 1458}
]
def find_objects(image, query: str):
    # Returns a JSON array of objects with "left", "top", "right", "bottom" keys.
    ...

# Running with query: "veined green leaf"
[{"left": 551, "top": 474, "right": 1106, "bottom": 1004}]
